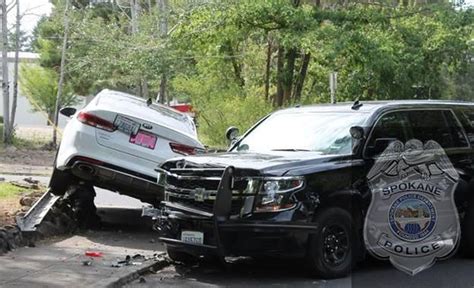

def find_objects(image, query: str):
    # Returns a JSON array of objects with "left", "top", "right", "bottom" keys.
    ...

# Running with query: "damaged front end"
[{"left": 144, "top": 161, "right": 317, "bottom": 261}]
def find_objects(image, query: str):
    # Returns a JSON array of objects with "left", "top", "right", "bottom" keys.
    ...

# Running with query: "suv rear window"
[
  {"left": 406, "top": 110, "right": 468, "bottom": 149},
  {"left": 456, "top": 108, "right": 474, "bottom": 146},
  {"left": 368, "top": 109, "right": 469, "bottom": 155}
]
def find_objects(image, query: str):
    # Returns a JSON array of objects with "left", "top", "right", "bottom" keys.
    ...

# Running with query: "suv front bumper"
[{"left": 155, "top": 201, "right": 317, "bottom": 258}]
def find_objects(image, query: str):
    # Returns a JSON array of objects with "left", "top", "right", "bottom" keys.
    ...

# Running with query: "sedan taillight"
[
  {"left": 169, "top": 142, "right": 205, "bottom": 156},
  {"left": 77, "top": 111, "right": 115, "bottom": 132}
]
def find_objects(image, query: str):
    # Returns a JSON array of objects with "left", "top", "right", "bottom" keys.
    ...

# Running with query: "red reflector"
[
  {"left": 169, "top": 142, "right": 202, "bottom": 156},
  {"left": 171, "top": 104, "right": 193, "bottom": 113},
  {"left": 85, "top": 251, "right": 103, "bottom": 257},
  {"left": 77, "top": 111, "right": 115, "bottom": 132}
]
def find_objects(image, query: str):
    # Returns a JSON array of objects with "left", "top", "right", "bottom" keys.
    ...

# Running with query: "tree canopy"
[{"left": 30, "top": 0, "right": 474, "bottom": 145}]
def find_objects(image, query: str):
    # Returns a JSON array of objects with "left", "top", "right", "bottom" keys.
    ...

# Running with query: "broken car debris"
[
  {"left": 110, "top": 254, "right": 163, "bottom": 268},
  {"left": 85, "top": 251, "right": 103, "bottom": 257}
]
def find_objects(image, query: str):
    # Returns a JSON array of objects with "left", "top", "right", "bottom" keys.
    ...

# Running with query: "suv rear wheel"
[{"left": 307, "top": 207, "right": 355, "bottom": 279}]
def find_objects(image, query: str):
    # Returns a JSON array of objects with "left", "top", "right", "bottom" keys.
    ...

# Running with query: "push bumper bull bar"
[{"left": 151, "top": 166, "right": 318, "bottom": 258}]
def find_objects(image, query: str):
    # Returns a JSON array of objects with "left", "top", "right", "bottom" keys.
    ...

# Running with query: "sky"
[{"left": 8, "top": 0, "right": 53, "bottom": 36}]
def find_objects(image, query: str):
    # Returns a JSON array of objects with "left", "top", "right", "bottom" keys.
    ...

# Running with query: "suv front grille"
[
  {"left": 168, "top": 195, "right": 244, "bottom": 215},
  {"left": 164, "top": 167, "right": 249, "bottom": 215}
]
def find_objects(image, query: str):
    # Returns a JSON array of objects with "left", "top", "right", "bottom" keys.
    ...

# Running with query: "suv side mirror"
[
  {"left": 60, "top": 107, "right": 77, "bottom": 118},
  {"left": 226, "top": 126, "right": 240, "bottom": 142},
  {"left": 350, "top": 126, "right": 364, "bottom": 140}
]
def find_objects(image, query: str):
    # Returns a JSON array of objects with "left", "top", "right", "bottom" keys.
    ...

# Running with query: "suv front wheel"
[{"left": 307, "top": 207, "right": 356, "bottom": 279}]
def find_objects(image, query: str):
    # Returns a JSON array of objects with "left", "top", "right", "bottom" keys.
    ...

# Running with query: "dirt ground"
[
  {"left": 0, "top": 187, "right": 45, "bottom": 226},
  {"left": 0, "top": 147, "right": 55, "bottom": 167},
  {"left": 0, "top": 197, "right": 22, "bottom": 226}
]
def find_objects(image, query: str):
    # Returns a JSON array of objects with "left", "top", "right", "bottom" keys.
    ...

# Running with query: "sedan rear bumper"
[{"left": 68, "top": 158, "right": 164, "bottom": 204}]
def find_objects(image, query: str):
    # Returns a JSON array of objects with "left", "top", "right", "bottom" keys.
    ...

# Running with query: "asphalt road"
[
  {"left": 128, "top": 254, "right": 474, "bottom": 288},
  {"left": 4, "top": 174, "right": 474, "bottom": 287}
]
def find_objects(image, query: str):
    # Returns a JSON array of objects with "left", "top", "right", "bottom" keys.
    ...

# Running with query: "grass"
[
  {"left": 0, "top": 182, "right": 28, "bottom": 199},
  {"left": 0, "top": 124, "right": 53, "bottom": 150}
]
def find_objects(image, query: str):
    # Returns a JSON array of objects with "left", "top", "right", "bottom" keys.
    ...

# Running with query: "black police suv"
[{"left": 153, "top": 101, "right": 474, "bottom": 278}]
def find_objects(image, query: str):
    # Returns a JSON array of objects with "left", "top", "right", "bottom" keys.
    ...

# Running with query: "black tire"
[
  {"left": 49, "top": 168, "right": 75, "bottom": 196},
  {"left": 462, "top": 199, "right": 474, "bottom": 258},
  {"left": 167, "top": 247, "right": 198, "bottom": 265},
  {"left": 307, "top": 207, "right": 356, "bottom": 279},
  {"left": 65, "top": 185, "right": 100, "bottom": 229}
]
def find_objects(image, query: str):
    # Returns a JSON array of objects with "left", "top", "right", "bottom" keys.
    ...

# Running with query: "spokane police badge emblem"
[{"left": 364, "top": 139, "right": 460, "bottom": 275}]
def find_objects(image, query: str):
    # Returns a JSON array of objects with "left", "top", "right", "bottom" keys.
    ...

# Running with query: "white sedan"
[{"left": 49, "top": 89, "right": 204, "bottom": 209}]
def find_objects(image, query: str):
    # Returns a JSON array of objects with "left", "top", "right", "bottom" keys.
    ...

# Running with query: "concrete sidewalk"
[
  {"left": 0, "top": 164, "right": 52, "bottom": 176},
  {"left": 0, "top": 229, "right": 166, "bottom": 287}
]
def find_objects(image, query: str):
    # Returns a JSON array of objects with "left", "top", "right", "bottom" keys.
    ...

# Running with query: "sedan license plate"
[
  {"left": 130, "top": 130, "right": 157, "bottom": 150},
  {"left": 114, "top": 115, "right": 139, "bottom": 135},
  {"left": 181, "top": 231, "right": 204, "bottom": 245}
]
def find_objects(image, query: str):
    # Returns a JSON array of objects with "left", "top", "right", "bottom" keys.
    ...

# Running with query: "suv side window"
[
  {"left": 406, "top": 110, "right": 468, "bottom": 149},
  {"left": 366, "top": 111, "right": 408, "bottom": 156},
  {"left": 455, "top": 108, "right": 474, "bottom": 146},
  {"left": 443, "top": 110, "right": 469, "bottom": 148}
]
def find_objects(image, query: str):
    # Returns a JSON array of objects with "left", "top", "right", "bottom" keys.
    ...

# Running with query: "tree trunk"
[
  {"left": 231, "top": 59, "right": 244, "bottom": 88},
  {"left": 292, "top": 0, "right": 301, "bottom": 7},
  {"left": 157, "top": 0, "right": 168, "bottom": 103},
  {"left": 10, "top": 0, "right": 19, "bottom": 134},
  {"left": 293, "top": 52, "right": 310, "bottom": 102},
  {"left": 1, "top": 0, "right": 11, "bottom": 144},
  {"left": 130, "top": 0, "right": 138, "bottom": 34},
  {"left": 159, "top": 74, "right": 167, "bottom": 104},
  {"left": 158, "top": 0, "right": 168, "bottom": 38},
  {"left": 142, "top": 78, "right": 149, "bottom": 99},
  {"left": 264, "top": 36, "right": 272, "bottom": 101},
  {"left": 225, "top": 42, "right": 245, "bottom": 88},
  {"left": 283, "top": 48, "right": 297, "bottom": 104},
  {"left": 47, "top": 111, "right": 54, "bottom": 126},
  {"left": 275, "top": 46, "right": 285, "bottom": 107},
  {"left": 53, "top": 0, "right": 70, "bottom": 147}
]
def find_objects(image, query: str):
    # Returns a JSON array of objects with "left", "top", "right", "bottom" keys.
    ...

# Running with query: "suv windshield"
[{"left": 233, "top": 111, "right": 368, "bottom": 155}]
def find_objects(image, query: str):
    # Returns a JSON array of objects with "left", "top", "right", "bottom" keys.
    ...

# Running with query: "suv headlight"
[{"left": 253, "top": 177, "right": 305, "bottom": 213}]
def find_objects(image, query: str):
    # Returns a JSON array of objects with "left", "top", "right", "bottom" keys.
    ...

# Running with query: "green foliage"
[
  {"left": 19, "top": 64, "right": 79, "bottom": 124},
  {"left": 32, "top": 0, "right": 474, "bottom": 146},
  {"left": 8, "top": 30, "right": 32, "bottom": 52},
  {"left": 0, "top": 183, "right": 27, "bottom": 199},
  {"left": 173, "top": 72, "right": 273, "bottom": 146}
]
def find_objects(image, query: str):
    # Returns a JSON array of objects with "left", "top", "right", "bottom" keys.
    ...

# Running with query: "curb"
[
  {"left": 100, "top": 252, "right": 170, "bottom": 288},
  {"left": 0, "top": 171, "right": 51, "bottom": 177}
]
